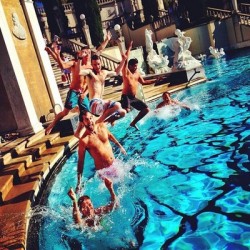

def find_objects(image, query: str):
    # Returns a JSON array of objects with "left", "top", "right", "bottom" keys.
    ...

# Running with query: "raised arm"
[
  {"left": 79, "top": 68, "right": 95, "bottom": 77},
  {"left": 96, "top": 31, "right": 112, "bottom": 53},
  {"left": 76, "top": 140, "right": 86, "bottom": 193},
  {"left": 45, "top": 46, "right": 58, "bottom": 62},
  {"left": 68, "top": 188, "right": 82, "bottom": 225},
  {"left": 121, "top": 41, "right": 133, "bottom": 76},
  {"left": 53, "top": 46, "right": 74, "bottom": 70}
]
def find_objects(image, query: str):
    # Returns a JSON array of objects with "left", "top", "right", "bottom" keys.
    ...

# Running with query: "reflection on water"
[{"left": 30, "top": 49, "right": 250, "bottom": 249}]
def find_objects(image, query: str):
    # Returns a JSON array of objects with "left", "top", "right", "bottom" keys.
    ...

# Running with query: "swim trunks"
[
  {"left": 64, "top": 89, "right": 81, "bottom": 110},
  {"left": 89, "top": 98, "right": 116, "bottom": 116},
  {"left": 65, "top": 89, "right": 90, "bottom": 121},
  {"left": 78, "top": 96, "right": 90, "bottom": 122},
  {"left": 97, "top": 159, "right": 126, "bottom": 184},
  {"left": 121, "top": 94, "right": 148, "bottom": 111}
]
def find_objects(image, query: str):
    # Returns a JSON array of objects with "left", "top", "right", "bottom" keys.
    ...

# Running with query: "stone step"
[
  {"left": 2, "top": 155, "right": 33, "bottom": 168},
  {"left": 26, "top": 132, "right": 60, "bottom": 148},
  {"left": 1, "top": 180, "right": 39, "bottom": 210},
  {"left": 0, "top": 175, "right": 14, "bottom": 204},
  {"left": 51, "top": 135, "right": 78, "bottom": 149},
  {"left": 1, "top": 162, "right": 26, "bottom": 185},
  {"left": 0, "top": 200, "right": 28, "bottom": 249},
  {"left": 19, "top": 163, "right": 48, "bottom": 185},
  {"left": 26, "top": 161, "right": 50, "bottom": 180},
  {"left": 0, "top": 137, "right": 29, "bottom": 164},
  {"left": 38, "top": 145, "right": 65, "bottom": 169}
]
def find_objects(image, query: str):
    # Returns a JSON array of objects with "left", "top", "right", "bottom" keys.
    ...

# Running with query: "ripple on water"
[
  {"left": 169, "top": 212, "right": 250, "bottom": 250},
  {"left": 139, "top": 199, "right": 183, "bottom": 250},
  {"left": 216, "top": 186, "right": 250, "bottom": 214},
  {"left": 146, "top": 172, "right": 224, "bottom": 215},
  {"left": 156, "top": 142, "right": 222, "bottom": 168}
]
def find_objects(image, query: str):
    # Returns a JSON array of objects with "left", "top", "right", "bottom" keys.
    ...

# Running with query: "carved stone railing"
[
  {"left": 97, "top": 0, "right": 116, "bottom": 6},
  {"left": 238, "top": 12, "right": 250, "bottom": 26},
  {"left": 240, "top": 3, "right": 250, "bottom": 14},
  {"left": 206, "top": 7, "right": 232, "bottom": 19},
  {"left": 99, "top": 54, "right": 120, "bottom": 72},
  {"left": 62, "top": 3, "right": 75, "bottom": 12},
  {"left": 152, "top": 13, "right": 172, "bottom": 30},
  {"left": 102, "top": 15, "right": 126, "bottom": 29}
]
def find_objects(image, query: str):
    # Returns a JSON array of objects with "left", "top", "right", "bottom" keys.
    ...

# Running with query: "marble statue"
[
  {"left": 145, "top": 29, "right": 171, "bottom": 74},
  {"left": 12, "top": 13, "right": 26, "bottom": 40},
  {"left": 209, "top": 46, "right": 226, "bottom": 59},
  {"left": 159, "top": 29, "right": 201, "bottom": 70}
]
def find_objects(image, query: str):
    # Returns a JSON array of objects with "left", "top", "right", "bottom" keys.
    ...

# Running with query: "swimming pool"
[{"left": 29, "top": 48, "right": 250, "bottom": 249}]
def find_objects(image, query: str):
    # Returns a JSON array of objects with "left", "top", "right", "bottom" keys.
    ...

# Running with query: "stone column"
[
  {"left": 114, "top": 0, "right": 119, "bottom": 16},
  {"left": 114, "top": 24, "right": 126, "bottom": 54},
  {"left": 21, "top": 0, "right": 63, "bottom": 110},
  {"left": 41, "top": 15, "right": 51, "bottom": 44},
  {"left": 231, "top": 0, "right": 239, "bottom": 12},
  {"left": 80, "top": 14, "right": 94, "bottom": 49},
  {"left": 0, "top": 1, "right": 43, "bottom": 135}
]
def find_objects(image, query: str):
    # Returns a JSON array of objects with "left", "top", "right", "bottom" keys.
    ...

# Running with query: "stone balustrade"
[
  {"left": 240, "top": 3, "right": 250, "bottom": 14},
  {"left": 61, "top": 38, "right": 120, "bottom": 72},
  {"left": 238, "top": 12, "right": 250, "bottom": 26},
  {"left": 62, "top": 3, "right": 75, "bottom": 12},
  {"left": 207, "top": 7, "right": 232, "bottom": 19},
  {"left": 152, "top": 14, "right": 172, "bottom": 30},
  {"left": 97, "top": 0, "right": 116, "bottom": 6}
]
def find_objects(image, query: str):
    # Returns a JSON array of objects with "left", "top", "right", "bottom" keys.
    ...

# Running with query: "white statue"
[
  {"left": 12, "top": 13, "right": 26, "bottom": 40},
  {"left": 197, "top": 54, "right": 207, "bottom": 61},
  {"left": 160, "top": 29, "right": 201, "bottom": 70},
  {"left": 145, "top": 29, "right": 171, "bottom": 74},
  {"left": 209, "top": 46, "right": 226, "bottom": 59},
  {"left": 145, "top": 29, "right": 154, "bottom": 53}
]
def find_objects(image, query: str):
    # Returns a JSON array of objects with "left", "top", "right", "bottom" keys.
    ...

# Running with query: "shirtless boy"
[
  {"left": 68, "top": 178, "right": 117, "bottom": 227},
  {"left": 45, "top": 32, "right": 112, "bottom": 135},
  {"left": 121, "top": 41, "right": 159, "bottom": 129},
  {"left": 76, "top": 111, "right": 126, "bottom": 193},
  {"left": 156, "top": 91, "right": 190, "bottom": 110},
  {"left": 45, "top": 47, "right": 91, "bottom": 135},
  {"left": 79, "top": 54, "right": 127, "bottom": 124}
]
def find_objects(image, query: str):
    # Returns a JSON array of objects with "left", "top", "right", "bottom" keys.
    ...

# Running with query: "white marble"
[{"left": 145, "top": 29, "right": 171, "bottom": 74}]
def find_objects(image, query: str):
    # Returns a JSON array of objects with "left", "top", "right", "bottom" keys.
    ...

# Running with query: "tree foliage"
[
  {"left": 141, "top": 0, "right": 159, "bottom": 22},
  {"left": 41, "top": 0, "right": 68, "bottom": 37},
  {"left": 71, "top": 0, "right": 104, "bottom": 47}
]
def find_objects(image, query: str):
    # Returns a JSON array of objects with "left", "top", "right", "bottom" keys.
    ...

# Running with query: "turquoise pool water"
[{"left": 31, "top": 48, "right": 250, "bottom": 249}]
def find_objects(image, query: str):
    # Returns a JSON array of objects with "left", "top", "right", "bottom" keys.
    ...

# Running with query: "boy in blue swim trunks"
[
  {"left": 45, "top": 47, "right": 91, "bottom": 135},
  {"left": 45, "top": 32, "right": 112, "bottom": 135}
]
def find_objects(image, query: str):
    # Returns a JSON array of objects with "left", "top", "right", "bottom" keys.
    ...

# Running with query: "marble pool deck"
[{"left": 0, "top": 77, "right": 206, "bottom": 249}]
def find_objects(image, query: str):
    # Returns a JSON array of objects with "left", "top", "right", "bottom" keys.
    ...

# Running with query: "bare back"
[{"left": 79, "top": 123, "right": 115, "bottom": 170}]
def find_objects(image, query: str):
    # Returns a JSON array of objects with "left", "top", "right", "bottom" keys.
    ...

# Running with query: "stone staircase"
[{"left": 0, "top": 130, "right": 78, "bottom": 249}]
